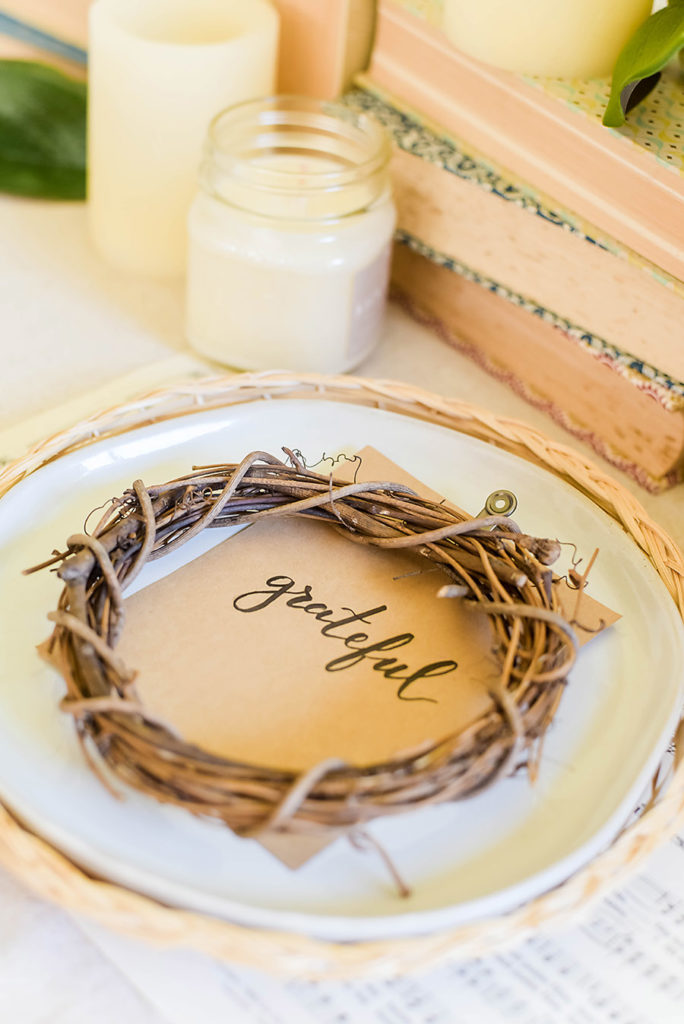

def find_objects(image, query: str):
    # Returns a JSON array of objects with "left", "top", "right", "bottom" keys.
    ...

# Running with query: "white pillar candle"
[
  {"left": 442, "top": 0, "right": 653, "bottom": 78},
  {"left": 88, "top": 0, "right": 279, "bottom": 277}
]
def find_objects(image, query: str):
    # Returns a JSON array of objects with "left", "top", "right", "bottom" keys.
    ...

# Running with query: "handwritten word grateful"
[{"left": 233, "top": 574, "right": 458, "bottom": 702}]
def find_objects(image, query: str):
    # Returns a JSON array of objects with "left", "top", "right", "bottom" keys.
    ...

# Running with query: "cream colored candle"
[
  {"left": 88, "top": 0, "right": 279, "bottom": 277},
  {"left": 186, "top": 97, "right": 395, "bottom": 373},
  {"left": 442, "top": 0, "right": 653, "bottom": 78}
]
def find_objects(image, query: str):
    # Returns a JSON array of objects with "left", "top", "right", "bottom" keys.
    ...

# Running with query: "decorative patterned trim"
[
  {"left": 345, "top": 86, "right": 611, "bottom": 250},
  {"left": 346, "top": 84, "right": 684, "bottom": 299},
  {"left": 396, "top": 230, "right": 684, "bottom": 410},
  {"left": 343, "top": 88, "right": 684, "bottom": 407},
  {"left": 392, "top": 287, "right": 683, "bottom": 494}
]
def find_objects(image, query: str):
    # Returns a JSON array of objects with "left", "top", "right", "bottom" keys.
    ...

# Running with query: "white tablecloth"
[{"left": 1, "top": 195, "right": 683, "bottom": 1023}]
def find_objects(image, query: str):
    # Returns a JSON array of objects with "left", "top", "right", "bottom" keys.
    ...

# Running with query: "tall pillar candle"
[
  {"left": 442, "top": 0, "right": 653, "bottom": 78},
  {"left": 88, "top": 0, "right": 279, "bottom": 276}
]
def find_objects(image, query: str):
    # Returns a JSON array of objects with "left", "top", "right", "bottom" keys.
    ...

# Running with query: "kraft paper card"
[{"left": 117, "top": 448, "right": 619, "bottom": 867}]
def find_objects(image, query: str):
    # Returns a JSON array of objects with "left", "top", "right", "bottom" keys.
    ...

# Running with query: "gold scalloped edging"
[{"left": 0, "top": 370, "right": 683, "bottom": 979}]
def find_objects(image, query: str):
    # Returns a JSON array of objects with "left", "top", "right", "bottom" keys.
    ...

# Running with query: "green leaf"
[
  {"left": 0, "top": 60, "right": 86, "bottom": 200},
  {"left": 604, "top": 5, "right": 684, "bottom": 126}
]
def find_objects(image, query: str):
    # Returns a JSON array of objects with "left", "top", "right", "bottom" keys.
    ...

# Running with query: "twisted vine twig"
[{"left": 29, "top": 449, "right": 578, "bottom": 847}]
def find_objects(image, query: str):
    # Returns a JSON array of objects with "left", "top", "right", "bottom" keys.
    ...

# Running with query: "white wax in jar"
[
  {"left": 442, "top": 0, "right": 653, "bottom": 78},
  {"left": 187, "top": 199, "right": 395, "bottom": 373},
  {"left": 88, "top": 0, "right": 279, "bottom": 277},
  {"left": 186, "top": 142, "right": 396, "bottom": 373}
]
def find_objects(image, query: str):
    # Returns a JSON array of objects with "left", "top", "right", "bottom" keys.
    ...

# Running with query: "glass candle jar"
[{"left": 186, "top": 96, "right": 396, "bottom": 372}]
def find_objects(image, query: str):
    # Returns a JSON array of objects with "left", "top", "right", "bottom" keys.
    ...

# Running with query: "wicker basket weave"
[{"left": 0, "top": 370, "right": 683, "bottom": 979}]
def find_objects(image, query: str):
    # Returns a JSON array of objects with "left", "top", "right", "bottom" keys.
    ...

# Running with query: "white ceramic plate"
[{"left": 1, "top": 399, "right": 682, "bottom": 942}]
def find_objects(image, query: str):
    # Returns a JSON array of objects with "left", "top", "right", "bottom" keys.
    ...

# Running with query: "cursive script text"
[{"left": 233, "top": 574, "right": 458, "bottom": 702}]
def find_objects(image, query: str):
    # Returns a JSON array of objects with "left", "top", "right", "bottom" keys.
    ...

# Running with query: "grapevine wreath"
[{"left": 31, "top": 448, "right": 580, "bottom": 876}]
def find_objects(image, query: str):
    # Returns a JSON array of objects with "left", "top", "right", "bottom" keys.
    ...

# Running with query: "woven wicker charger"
[{"left": 1, "top": 370, "right": 683, "bottom": 979}]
